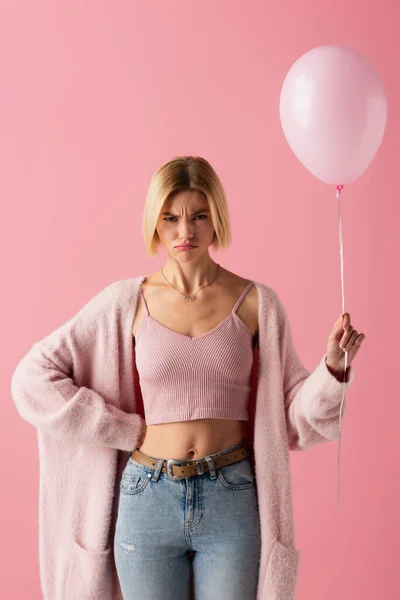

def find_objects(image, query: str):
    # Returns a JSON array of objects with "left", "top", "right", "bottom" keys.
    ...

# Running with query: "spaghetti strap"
[
  {"left": 232, "top": 281, "right": 254, "bottom": 314},
  {"left": 139, "top": 287, "right": 150, "bottom": 315}
]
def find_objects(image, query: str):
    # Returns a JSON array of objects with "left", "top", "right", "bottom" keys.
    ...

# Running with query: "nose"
[{"left": 178, "top": 217, "right": 194, "bottom": 240}]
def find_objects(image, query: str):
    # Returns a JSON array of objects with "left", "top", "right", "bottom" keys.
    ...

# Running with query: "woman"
[
  {"left": 115, "top": 156, "right": 262, "bottom": 599},
  {"left": 11, "top": 155, "right": 365, "bottom": 600}
]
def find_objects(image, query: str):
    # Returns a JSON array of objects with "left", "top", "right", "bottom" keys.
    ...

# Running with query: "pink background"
[{"left": 1, "top": 1, "right": 398, "bottom": 598}]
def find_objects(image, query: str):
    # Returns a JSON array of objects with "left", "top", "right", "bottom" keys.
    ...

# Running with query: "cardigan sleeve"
[
  {"left": 11, "top": 283, "right": 146, "bottom": 452},
  {"left": 275, "top": 292, "right": 355, "bottom": 452}
]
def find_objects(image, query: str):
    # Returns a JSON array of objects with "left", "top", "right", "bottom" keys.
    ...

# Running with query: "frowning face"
[{"left": 156, "top": 190, "right": 215, "bottom": 259}]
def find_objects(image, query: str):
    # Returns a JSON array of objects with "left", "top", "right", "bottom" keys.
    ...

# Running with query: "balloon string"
[{"left": 336, "top": 183, "right": 348, "bottom": 513}]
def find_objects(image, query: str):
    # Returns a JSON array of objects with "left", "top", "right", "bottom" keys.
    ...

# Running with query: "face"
[{"left": 156, "top": 190, "right": 215, "bottom": 257}]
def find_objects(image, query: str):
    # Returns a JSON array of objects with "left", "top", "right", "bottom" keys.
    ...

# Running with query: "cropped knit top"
[{"left": 134, "top": 281, "right": 256, "bottom": 425}]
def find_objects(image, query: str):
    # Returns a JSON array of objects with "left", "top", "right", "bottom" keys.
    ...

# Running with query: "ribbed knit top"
[{"left": 134, "top": 282, "right": 255, "bottom": 425}]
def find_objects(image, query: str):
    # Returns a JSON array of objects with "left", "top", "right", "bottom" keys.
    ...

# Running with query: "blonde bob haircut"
[{"left": 142, "top": 156, "right": 232, "bottom": 257}]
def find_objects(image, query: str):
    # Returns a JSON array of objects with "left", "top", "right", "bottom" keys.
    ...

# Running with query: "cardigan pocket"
[
  {"left": 263, "top": 538, "right": 300, "bottom": 600},
  {"left": 65, "top": 536, "right": 113, "bottom": 600}
]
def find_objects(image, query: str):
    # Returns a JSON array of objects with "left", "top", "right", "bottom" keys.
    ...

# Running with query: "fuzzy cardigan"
[{"left": 11, "top": 276, "right": 355, "bottom": 600}]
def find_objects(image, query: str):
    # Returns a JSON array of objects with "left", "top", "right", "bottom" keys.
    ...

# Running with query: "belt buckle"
[{"left": 166, "top": 458, "right": 187, "bottom": 481}]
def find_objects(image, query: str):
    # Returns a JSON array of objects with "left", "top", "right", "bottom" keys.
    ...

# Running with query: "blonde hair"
[{"left": 142, "top": 156, "right": 232, "bottom": 256}]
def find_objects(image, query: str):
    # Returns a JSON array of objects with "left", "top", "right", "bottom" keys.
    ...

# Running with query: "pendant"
[{"left": 184, "top": 294, "right": 197, "bottom": 301}]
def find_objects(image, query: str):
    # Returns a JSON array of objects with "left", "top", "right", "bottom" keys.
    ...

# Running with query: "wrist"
[{"left": 325, "top": 357, "right": 347, "bottom": 382}]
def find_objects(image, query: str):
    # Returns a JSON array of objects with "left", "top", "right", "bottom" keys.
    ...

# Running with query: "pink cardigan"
[{"left": 11, "top": 276, "right": 355, "bottom": 600}]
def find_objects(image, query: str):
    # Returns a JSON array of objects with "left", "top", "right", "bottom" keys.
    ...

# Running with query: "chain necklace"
[{"left": 160, "top": 263, "right": 221, "bottom": 301}]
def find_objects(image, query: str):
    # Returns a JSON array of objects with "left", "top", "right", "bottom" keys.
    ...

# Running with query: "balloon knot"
[{"left": 336, "top": 184, "right": 345, "bottom": 192}]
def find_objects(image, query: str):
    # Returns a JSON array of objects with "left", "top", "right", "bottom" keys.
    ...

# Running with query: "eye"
[{"left": 163, "top": 215, "right": 207, "bottom": 222}]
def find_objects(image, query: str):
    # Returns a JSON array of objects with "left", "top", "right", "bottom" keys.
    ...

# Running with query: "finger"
[
  {"left": 331, "top": 317, "right": 343, "bottom": 337},
  {"left": 340, "top": 327, "right": 354, "bottom": 349},
  {"left": 340, "top": 325, "right": 354, "bottom": 348},
  {"left": 354, "top": 333, "right": 366, "bottom": 347},
  {"left": 341, "top": 312, "right": 351, "bottom": 330},
  {"left": 341, "top": 329, "right": 358, "bottom": 351}
]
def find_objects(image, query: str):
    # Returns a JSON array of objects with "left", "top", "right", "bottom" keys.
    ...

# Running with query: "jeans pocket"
[
  {"left": 120, "top": 459, "right": 152, "bottom": 495},
  {"left": 217, "top": 457, "right": 256, "bottom": 490},
  {"left": 120, "top": 472, "right": 151, "bottom": 495}
]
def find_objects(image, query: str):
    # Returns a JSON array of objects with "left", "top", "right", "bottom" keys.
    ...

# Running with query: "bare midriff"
[{"left": 138, "top": 419, "right": 245, "bottom": 461}]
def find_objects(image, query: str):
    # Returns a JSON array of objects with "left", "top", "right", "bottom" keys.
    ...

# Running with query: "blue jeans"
[{"left": 114, "top": 437, "right": 261, "bottom": 599}]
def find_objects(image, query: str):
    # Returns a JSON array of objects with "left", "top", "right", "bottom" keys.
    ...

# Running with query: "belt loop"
[
  {"left": 205, "top": 456, "right": 217, "bottom": 480},
  {"left": 196, "top": 460, "right": 204, "bottom": 475},
  {"left": 151, "top": 458, "right": 164, "bottom": 482}
]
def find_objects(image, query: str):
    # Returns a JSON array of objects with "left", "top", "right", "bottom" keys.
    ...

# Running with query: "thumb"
[
  {"left": 335, "top": 314, "right": 343, "bottom": 325},
  {"left": 332, "top": 314, "right": 344, "bottom": 333}
]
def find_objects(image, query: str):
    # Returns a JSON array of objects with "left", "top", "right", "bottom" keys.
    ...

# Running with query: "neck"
[{"left": 160, "top": 258, "right": 220, "bottom": 293}]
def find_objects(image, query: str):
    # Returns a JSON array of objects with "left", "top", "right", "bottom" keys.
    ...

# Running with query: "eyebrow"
[{"left": 160, "top": 209, "right": 210, "bottom": 216}]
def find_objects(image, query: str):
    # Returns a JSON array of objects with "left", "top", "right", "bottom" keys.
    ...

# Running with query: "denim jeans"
[{"left": 114, "top": 437, "right": 262, "bottom": 600}]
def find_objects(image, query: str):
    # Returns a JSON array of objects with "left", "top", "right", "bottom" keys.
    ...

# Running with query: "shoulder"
[
  {"left": 247, "top": 279, "right": 285, "bottom": 312},
  {"left": 56, "top": 277, "right": 144, "bottom": 340},
  {"left": 22, "top": 277, "right": 145, "bottom": 357},
  {"left": 72, "top": 278, "right": 139, "bottom": 314},
  {"left": 221, "top": 269, "right": 286, "bottom": 313}
]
